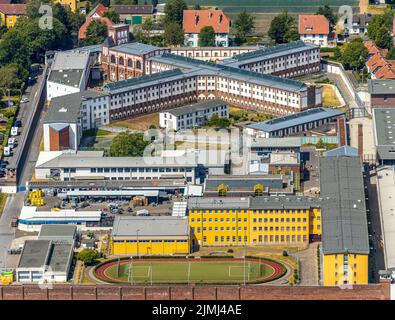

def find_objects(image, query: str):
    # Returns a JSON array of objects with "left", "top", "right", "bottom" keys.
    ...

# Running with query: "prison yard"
[{"left": 94, "top": 257, "right": 286, "bottom": 285}]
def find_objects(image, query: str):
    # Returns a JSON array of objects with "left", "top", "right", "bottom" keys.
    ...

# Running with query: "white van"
[
  {"left": 4, "top": 146, "right": 11, "bottom": 157},
  {"left": 10, "top": 127, "right": 18, "bottom": 137}
]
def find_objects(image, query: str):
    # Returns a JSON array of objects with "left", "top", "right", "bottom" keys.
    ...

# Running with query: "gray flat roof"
[
  {"left": 48, "top": 243, "right": 73, "bottom": 272},
  {"left": 110, "top": 41, "right": 160, "bottom": 56},
  {"left": 48, "top": 69, "right": 83, "bottom": 87},
  {"left": 52, "top": 51, "right": 90, "bottom": 70},
  {"left": 38, "top": 225, "right": 76, "bottom": 238},
  {"left": 188, "top": 196, "right": 321, "bottom": 210},
  {"left": 323, "top": 146, "right": 358, "bottom": 157},
  {"left": 205, "top": 175, "right": 284, "bottom": 191},
  {"left": 373, "top": 108, "right": 395, "bottom": 146},
  {"left": 246, "top": 108, "right": 344, "bottom": 133},
  {"left": 250, "top": 137, "right": 301, "bottom": 148},
  {"left": 44, "top": 90, "right": 107, "bottom": 124},
  {"left": 368, "top": 79, "right": 395, "bottom": 95},
  {"left": 112, "top": 216, "right": 189, "bottom": 237},
  {"left": 163, "top": 99, "right": 228, "bottom": 116},
  {"left": 320, "top": 156, "right": 369, "bottom": 255},
  {"left": 36, "top": 151, "right": 199, "bottom": 169},
  {"left": 18, "top": 240, "right": 51, "bottom": 268}
]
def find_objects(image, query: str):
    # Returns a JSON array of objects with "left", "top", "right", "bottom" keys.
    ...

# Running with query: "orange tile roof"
[
  {"left": 183, "top": 9, "right": 229, "bottom": 34},
  {"left": 79, "top": 17, "right": 114, "bottom": 39},
  {"left": 0, "top": 4, "right": 26, "bottom": 15},
  {"left": 298, "top": 15, "right": 329, "bottom": 35},
  {"left": 89, "top": 3, "right": 108, "bottom": 18},
  {"left": 364, "top": 40, "right": 387, "bottom": 56}
]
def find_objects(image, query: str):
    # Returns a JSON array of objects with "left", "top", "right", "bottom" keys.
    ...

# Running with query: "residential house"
[
  {"left": 0, "top": 4, "right": 27, "bottom": 28},
  {"left": 111, "top": 4, "right": 154, "bottom": 28},
  {"left": 183, "top": 9, "right": 230, "bottom": 47},
  {"left": 298, "top": 14, "right": 330, "bottom": 47}
]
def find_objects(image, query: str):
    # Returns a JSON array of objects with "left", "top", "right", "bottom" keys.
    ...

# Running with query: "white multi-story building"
[
  {"left": 159, "top": 99, "right": 229, "bottom": 131},
  {"left": 298, "top": 15, "right": 330, "bottom": 47},
  {"left": 46, "top": 51, "right": 91, "bottom": 101},
  {"left": 183, "top": 10, "right": 229, "bottom": 47},
  {"left": 35, "top": 151, "right": 201, "bottom": 183}
]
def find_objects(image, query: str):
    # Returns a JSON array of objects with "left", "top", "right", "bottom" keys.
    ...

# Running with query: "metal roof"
[
  {"left": 44, "top": 90, "right": 107, "bottom": 124},
  {"left": 323, "top": 146, "right": 359, "bottom": 157},
  {"left": 372, "top": 108, "right": 395, "bottom": 146},
  {"left": 109, "top": 41, "right": 159, "bottom": 56},
  {"left": 246, "top": 108, "right": 345, "bottom": 133},
  {"left": 18, "top": 240, "right": 51, "bottom": 269},
  {"left": 368, "top": 79, "right": 395, "bottom": 95},
  {"left": 38, "top": 225, "right": 77, "bottom": 238},
  {"left": 112, "top": 216, "right": 189, "bottom": 237},
  {"left": 163, "top": 99, "right": 228, "bottom": 116},
  {"left": 48, "top": 243, "right": 73, "bottom": 272},
  {"left": 319, "top": 156, "right": 369, "bottom": 255}
]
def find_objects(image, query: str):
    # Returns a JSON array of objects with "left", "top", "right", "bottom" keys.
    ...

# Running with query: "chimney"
[
  {"left": 195, "top": 14, "right": 199, "bottom": 26},
  {"left": 219, "top": 14, "right": 223, "bottom": 23}
]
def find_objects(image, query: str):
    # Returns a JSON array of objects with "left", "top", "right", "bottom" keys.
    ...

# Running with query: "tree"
[
  {"left": 152, "top": 0, "right": 159, "bottom": 7},
  {"left": 339, "top": 38, "right": 368, "bottom": 70},
  {"left": 375, "top": 26, "right": 393, "bottom": 49},
  {"left": 83, "top": 20, "right": 108, "bottom": 46},
  {"left": 316, "top": 5, "right": 337, "bottom": 30},
  {"left": 198, "top": 26, "right": 215, "bottom": 46},
  {"left": 367, "top": 10, "right": 394, "bottom": 45},
  {"left": 387, "top": 47, "right": 395, "bottom": 60},
  {"left": 268, "top": 12, "right": 299, "bottom": 44},
  {"left": 208, "top": 114, "right": 231, "bottom": 128},
  {"left": 0, "top": 63, "right": 28, "bottom": 89},
  {"left": 109, "top": 132, "right": 149, "bottom": 157},
  {"left": 77, "top": 249, "right": 99, "bottom": 265},
  {"left": 234, "top": 10, "right": 255, "bottom": 44},
  {"left": 164, "top": 0, "right": 187, "bottom": 25},
  {"left": 104, "top": 8, "right": 120, "bottom": 24},
  {"left": 316, "top": 138, "right": 325, "bottom": 149},
  {"left": 164, "top": 21, "right": 184, "bottom": 46}
]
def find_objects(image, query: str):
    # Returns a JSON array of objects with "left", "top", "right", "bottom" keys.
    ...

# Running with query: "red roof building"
[
  {"left": 365, "top": 41, "right": 395, "bottom": 80},
  {"left": 298, "top": 15, "right": 330, "bottom": 47},
  {"left": 183, "top": 9, "right": 230, "bottom": 47}
]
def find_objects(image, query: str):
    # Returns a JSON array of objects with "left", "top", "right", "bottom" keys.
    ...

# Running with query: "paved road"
[{"left": 0, "top": 68, "right": 47, "bottom": 268}]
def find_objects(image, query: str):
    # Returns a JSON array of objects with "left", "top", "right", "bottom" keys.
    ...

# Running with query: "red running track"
[{"left": 95, "top": 258, "right": 285, "bottom": 284}]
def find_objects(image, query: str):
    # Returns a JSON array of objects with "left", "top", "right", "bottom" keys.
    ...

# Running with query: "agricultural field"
[{"left": 95, "top": 258, "right": 286, "bottom": 284}]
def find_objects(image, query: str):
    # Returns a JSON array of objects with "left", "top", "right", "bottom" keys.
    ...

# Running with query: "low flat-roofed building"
[
  {"left": 16, "top": 240, "right": 73, "bottom": 283},
  {"left": 245, "top": 108, "right": 345, "bottom": 138},
  {"left": 111, "top": 216, "right": 190, "bottom": 255},
  {"left": 203, "top": 174, "right": 294, "bottom": 197},
  {"left": 46, "top": 51, "right": 91, "bottom": 101},
  {"left": 372, "top": 108, "right": 395, "bottom": 163},
  {"left": 249, "top": 137, "right": 301, "bottom": 156},
  {"left": 38, "top": 224, "right": 77, "bottom": 245},
  {"left": 319, "top": 155, "right": 369, "bottom": 286},
  {"left": 368, "top": 79, "right": 395, "bottom": 107},
  {"left": 159, "top": 99, "right": 229, "bottom": 131}
]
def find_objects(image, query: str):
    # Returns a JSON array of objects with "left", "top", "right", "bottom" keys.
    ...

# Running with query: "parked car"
[
  {"left": 20, "top": 98, "right": 29, "bottom": 103},
  {"left": 10, "top": 127, "right": 18, "bottom": 137},
  {"left": 13, "top": 120, "right": 21, "bottom": 127},
  {"left": 3, "top": 146, "right": 11, "bottom": 156},
  {"left": 7, "top": 138, "right": 15, "bottom": 148}
]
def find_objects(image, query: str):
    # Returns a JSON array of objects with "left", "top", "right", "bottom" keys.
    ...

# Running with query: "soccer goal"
[
  {"left": 126, "top": 264, "right": 152, "bottom": 283},
  {"left": 227, "top": 262, "right": 253, "bottom": 281}
]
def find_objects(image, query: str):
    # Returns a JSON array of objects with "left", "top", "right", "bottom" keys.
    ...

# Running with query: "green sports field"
[{"left": 95, "top": 258, "right": 285, "bottom": 284}]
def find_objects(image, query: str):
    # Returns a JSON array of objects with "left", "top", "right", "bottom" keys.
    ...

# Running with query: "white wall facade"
[{"left": 300, "top": 34, "right": 329, "bottom": 47}]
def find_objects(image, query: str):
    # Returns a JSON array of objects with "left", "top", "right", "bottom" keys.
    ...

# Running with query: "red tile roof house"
[
  {"left": 183, "top": 9, "right": 230, "bottom": 47},
  {"left": 298, "top": 14, "right": 330, "bottom": 47},
  {"left": 365, "top": 41, "right": 395, "bottom": 80}
]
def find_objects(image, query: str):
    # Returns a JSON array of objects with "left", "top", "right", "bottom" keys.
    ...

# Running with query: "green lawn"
[{"left": 100, "top": 260, "right": 273, "bottom": 284}]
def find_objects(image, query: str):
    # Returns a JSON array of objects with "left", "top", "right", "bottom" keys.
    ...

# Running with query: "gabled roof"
[
  {"left": 0, "top": 3, "right": 27, "bottom": 15},
  {"left": 79, "top": 16, "right": 114, "bottom": 39},
  {"left": 298, "top": 14, "right": 329, "bottom": 35},
  {"left": 87, "top": 3, "right": 108, "bottom": 18},
  {"left": 183, "top": 9, "right": 229, "bottom": 34}
]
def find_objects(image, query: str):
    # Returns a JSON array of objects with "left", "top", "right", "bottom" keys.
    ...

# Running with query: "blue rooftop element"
[
  {"left": 323, "top": 146, "right": 359, "bottom": 157},
  {"left": 246, "top": 108, "right": 345, "bottom": 133}
]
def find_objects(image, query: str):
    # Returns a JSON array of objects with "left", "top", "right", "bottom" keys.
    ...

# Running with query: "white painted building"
[
  {"left": 298, "top": 15, "right": 330, "bottom": 47},
  {"left": 46, "top": 51, "right": 91, "bottom": 101},
  {"left": 159, "top": 99, "right": 229, "bottom": 131}
]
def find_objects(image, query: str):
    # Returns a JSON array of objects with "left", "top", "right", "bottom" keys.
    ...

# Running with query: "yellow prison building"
[
  {"left": 111, "top": 216, "right": 190, "bottom": 256},
  {"left": 319, "top": 155, "right": 369, "bottom": 286},
  {"left": 0, "top": 4, "right": 27, "bottom": 28},
  {"left": 188, "top": 196, "right": 322, "bottom": 248}
]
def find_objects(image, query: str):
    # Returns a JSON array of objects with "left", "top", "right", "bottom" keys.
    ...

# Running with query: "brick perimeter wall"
[{"left": 0, "top": 283, "right": 390, "bottom": 300}]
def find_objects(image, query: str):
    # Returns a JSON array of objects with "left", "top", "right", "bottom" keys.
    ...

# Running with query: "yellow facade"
[
  {"left": 0, "top": 12, "right": 23, "bottom": 28},
  {"left": 112, "top": 237, "right": 190, "bottom": 256},
  {"left": 189, "top": 207, "right": 322, "bottom": 247},
  {"left": 54, "top": 0, "right": 77, "bottom": 12},
  {"left": 322, "top": 253, "right": 368, "bottom": 286}
]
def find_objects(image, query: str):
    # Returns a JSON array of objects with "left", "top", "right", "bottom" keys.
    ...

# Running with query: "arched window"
[
  {"left": 128, "top": 59, "right": 133, "bottom": 68},
  {"left": 110, "top": 55, "right": 116, "bottom": 64},
  {"left": 136, "top": 60, "right": 142, "bottom": 69},
  {"left": 119, "top": 57, "right": 124, "bottom": 65}
]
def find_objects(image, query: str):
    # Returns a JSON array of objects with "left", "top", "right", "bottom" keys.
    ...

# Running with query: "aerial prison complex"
[{"left": 42, "top": 40, "right": 323, "bottom": 152}]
